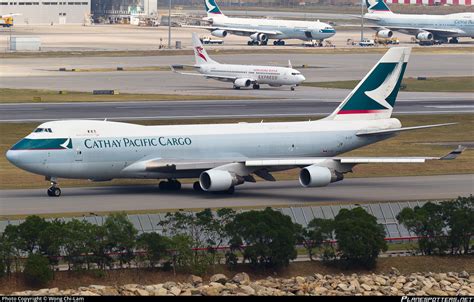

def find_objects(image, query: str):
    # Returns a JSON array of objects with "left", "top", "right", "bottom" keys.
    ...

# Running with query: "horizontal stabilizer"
[
  {"left": 440, "top": 145, "right": 466, "bottom": 160},
  {"left": 356, "top": 122, "right": 457, "bottom": 136}
]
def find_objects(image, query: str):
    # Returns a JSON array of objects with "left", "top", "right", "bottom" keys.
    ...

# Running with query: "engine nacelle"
[
  {"left": 234, "top": 78, "right": 252, "bottom": 88},
  {"left": 377, "top": 29, "right": 393, "bottom": 39},
  {"left": 199, "top": 170, "right": 244, "bottom": 192},
  {"left": 416, "top": 31, "right": 433, "bottom": 41},
  {"left": 250, "top": 33, "right": 268, "bottom": 42},
  {"left": 211, "top": 29, "right": 227, "bottom": 38},
  {"left": 299, "top": 165, "right": 343, "bottom": 188}
]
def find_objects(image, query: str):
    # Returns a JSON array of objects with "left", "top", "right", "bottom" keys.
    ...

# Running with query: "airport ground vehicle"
[
  {"left": 200, "top": 37, "right": 224, "bottom": 44},
  {"left": 359, "top": 39, "right": 375, "bottom": 47}
]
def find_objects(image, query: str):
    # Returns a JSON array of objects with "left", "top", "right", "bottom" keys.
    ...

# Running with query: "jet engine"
[
  {"left": 299, "top": 165, "right": 343, "bottom": 188},
  {"left": 233, "top": 78, "right": 252, "bottom": 88},
  {"left": 199, "top": 169, "right": 244, "bottom": 192},
  {"left": 416, "top": 31, "right": 433, "bottom": 41},
  {"left": 250, "top": 33, "right": 268, "bottom": 42},
  {"left": 211, "top": 29, "right": 228, "bottom": 37},
  {"left": 376, "top": 29, "right": 393, "bottom": 38}
]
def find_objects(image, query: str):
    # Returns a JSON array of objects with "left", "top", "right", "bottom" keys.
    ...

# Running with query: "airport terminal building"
[{"left": 0, "top": 0, "right": 91, "bottom": 24}]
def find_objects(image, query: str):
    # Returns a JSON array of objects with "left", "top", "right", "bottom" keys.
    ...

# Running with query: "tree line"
[{"left": 0, "top": 196, "right": 472, "bottom": 286}]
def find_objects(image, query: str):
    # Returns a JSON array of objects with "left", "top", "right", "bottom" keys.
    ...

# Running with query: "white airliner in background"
[
  {"left": 6, "top": 47, "right": 464, "bottom": 197},
  {"left": 172, "top": 33, "right": 306, "bottom": 90},
  {"left": 186, "top": 0, "right": 336, "bottom": 45},
  {"left": 364, "top": 0, "right": 474, "bottom": 44}
]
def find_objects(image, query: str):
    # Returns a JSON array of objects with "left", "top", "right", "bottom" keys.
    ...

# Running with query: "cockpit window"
[
  {"left": 291, "top": 72, "right": 301, "bottom": 75},
  {"left": 11, "top": 138, "right": 71, "bottom": 150},
  {"left": 34, "top": 128, "right": 52, "bottom": 133}
]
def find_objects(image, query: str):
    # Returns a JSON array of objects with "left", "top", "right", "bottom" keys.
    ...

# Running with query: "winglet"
[{"left": 440, "top": 145, "right": 466, "bottom": 160}]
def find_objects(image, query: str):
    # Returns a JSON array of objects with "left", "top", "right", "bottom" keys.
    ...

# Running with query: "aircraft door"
[
  {"left": 304, "top": 31, "right": 313, "bottom": 39},
  {"left": 74, "top": 148, "right": 83, "bottom": 162}
]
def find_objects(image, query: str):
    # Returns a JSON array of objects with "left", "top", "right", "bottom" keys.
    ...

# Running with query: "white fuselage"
[
  {"left": 199, "top": 63, "right": 305, "bottom": 86},
  {"left": 6, "top": 118, "right": 401, "bottom": 181},
  {"left": 208, "top": 15, "right": 336, "bottom": 41},
  {"left": 365, "top": 12, "right": 474, "bottom": 38}
]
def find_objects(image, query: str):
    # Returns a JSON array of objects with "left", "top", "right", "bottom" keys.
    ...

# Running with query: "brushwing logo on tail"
[
  {"left": 195, "top": 46, "right": 207, "bottom": 62},
  {"left": 367, "top": 0, "right": 391, "bottom": 12},
  {"left": 205, "top": 0, "right": 221, "bottom": 14},
  {"left": 364, "top": 55, "right": 404, "bottom": 111}
]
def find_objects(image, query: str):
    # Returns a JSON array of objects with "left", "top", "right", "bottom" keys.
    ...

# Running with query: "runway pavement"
[
  {"left": 1, "top": 53, "right": 472, "bottom": 94},
  {"left": 0, "top": 174, "right": 472, "bottom": 216},
  {"left": 1, "top": 97, "right": 473, "bottom": 122}
]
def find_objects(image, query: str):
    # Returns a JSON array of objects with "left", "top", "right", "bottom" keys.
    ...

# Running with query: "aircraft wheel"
[
  {"left": 193, "top": 181, "right": 203, "bottom": 192},
  {"left": 174, "top": 180, "right": 181, "bottom": 190},
  {"left": 226, "top": 186, "right": 235, "bottom": 194},
  {"left": 47, "top": 187, "right": 61, "bottom": 197},
  {"left": 273, "top": 40, "right": 277, "bottom": 45},
  {"left": 159, "top": 180, "right": 181, "bottom": 191},
  {"left": 233, "top": 85, "right": 240, "bottom": 90},
  {"left": 159, "top": 181, "right": 168, "bottom": 190},
  {"left": 291, "top": 86, "right": 295, "bottom": 91},
  {"left": 252, "top": 84, "right": 260, "bottom": 89}
]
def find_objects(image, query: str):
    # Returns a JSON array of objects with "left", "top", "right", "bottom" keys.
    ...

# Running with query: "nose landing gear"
[{"left": 46, "top": 178, "right": 61, "bottom": 197}]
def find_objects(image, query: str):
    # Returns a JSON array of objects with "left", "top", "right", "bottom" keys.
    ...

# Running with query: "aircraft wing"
[
  {"left": 172, "top": 70, "right": 238, "bottom": 81},
  {"left": 246, "top": 146, "right": 466, "bottom": 166},
  {"left": 122, "top": 146, "right": 465, "bottom": 175},
  {"left": 364, "top": 24, "right": 464, "bottom": 36},
  {"left": 171, "top": 65, "right": 242, "bottom": 82},
  {"left": 182, "top": 24, "right": 282, "bottom": 36}
]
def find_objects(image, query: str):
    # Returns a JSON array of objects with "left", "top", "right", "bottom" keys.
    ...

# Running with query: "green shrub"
[
  {"left": 334, "top": 207, "right": 387, "bottom": 269},
  {"left": 227, "top": 207, "right": 299, "bottom": 269},
  {"left": 23, "top": 254, "right": 53, "bottom": 287}
]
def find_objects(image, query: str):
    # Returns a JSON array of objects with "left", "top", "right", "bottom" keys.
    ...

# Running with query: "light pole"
[
  {"left": 361, "top": 0, "right": 365, "bottom": 42},
  {"left": 168, "top": 0, "right": 171, "bottom": 48}
]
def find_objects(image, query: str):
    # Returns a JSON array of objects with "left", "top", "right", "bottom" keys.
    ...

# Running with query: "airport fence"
[{"left": 0, "top": 200, "right": 434, "bottom": 241}]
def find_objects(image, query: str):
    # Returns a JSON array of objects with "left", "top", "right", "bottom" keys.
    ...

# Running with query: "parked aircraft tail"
[
  {"left": 192, "top": 33, "right": 219, "bottom": 65},
  {"left": 205, "top": 0, "right": 226, "bottom": 17},
  {"left": 366, "top": 0, "right": 392, "bottom": 13},
  {"left": 327, "top": 47, "right": 411, "bottom": 121}
]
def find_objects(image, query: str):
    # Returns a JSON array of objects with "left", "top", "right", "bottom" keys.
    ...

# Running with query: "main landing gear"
[
  {"left": 247, "top": 40, "right": 267, "bottom": 46},
  {"left": 252, "top": 83, "right": 260, "bottom": 89},
  {"left": 193, "top": 181, "right": 203, "bottom": 192},
  {"left": 159, "top": 179, "right": 181, "bottom": 191},
  {"left": 46, "top": 178, "right": 61, "bottom": 197},
  {"left": 273, "top": 40, "right": 285, "bottom": 46}
]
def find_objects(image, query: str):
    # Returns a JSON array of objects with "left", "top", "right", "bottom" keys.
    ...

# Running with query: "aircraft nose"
[
  {"left": 6, "top": 149, "right": 19, "bottom": 165},
  {"left": 299, "top": 74, "right": 306, "bottom": 83}
]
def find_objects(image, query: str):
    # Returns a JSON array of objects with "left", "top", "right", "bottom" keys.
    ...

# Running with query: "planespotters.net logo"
[
  {"left": 195, "top": 46, "right": 207, "bottom": 62},
  {"left": 401, "top": 297, "right": 473, "bottom": 302}
]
